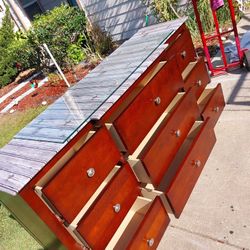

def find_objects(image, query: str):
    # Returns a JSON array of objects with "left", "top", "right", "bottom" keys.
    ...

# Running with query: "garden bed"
[{"left": 0, "top": 63, "right": 92, "bottom": 113}]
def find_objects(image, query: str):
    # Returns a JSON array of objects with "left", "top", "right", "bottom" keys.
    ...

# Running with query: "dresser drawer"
[
  {"left": 183, "top": 57, "right": 210, "bottom": 99},
  {"left": 42, "top": 127, "right": 122, "bottom": 224},
  {"left": 165, "top": 118, "right": 216, "bottom": 218},
  {"left": 162, "top": 29, "right": 196, "bottom": 72},
  {"left": 76, "top": 164, "right": 140, "bottom": 249},
  {"left": 127, "top": 197, "right": 170, "bottom": 250},
  {"left": 113, "top": 57, "right": 183, "bottom": 154},
  {"left": 198, "top": 84, "right": 225, "bottom": 127},
  {"left": 140, "top": 89, "right": 200, "bottom": 187}
]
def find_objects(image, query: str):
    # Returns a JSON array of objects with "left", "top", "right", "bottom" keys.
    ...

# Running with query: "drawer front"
[
  {"left": 114, "top": 57, "right": 183, "bottom": 154},
  {"left": 127, "top": 197, "right": 170, "bottom": 250},
  {"left": 141, "top": 89, "right": 200, "bottom": 186},
  {"left": 166, "top": 118, "right": 216, "bottom": 218},
  {"left": 76, "top": 164, "right": 140, "bottom": 249},
  {"left": 184, "top": 58, "right": 210, "bottom": 99},
  {"left": 163, "top": 29, "right": 196, "bottom": 72},
  {"left": 42, "top": 127, "right": 121, "bottom": 224},
  {"left": 201, "top": 84, "right": 225, "bottom": 127}
]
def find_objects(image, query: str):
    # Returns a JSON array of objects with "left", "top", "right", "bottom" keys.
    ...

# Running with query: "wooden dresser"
[{"left": 0, "top": 18, "right": 225, "bottom": 249}]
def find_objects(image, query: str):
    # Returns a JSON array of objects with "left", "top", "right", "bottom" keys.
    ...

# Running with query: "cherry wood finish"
[
  {"left": 184, "top": 58, "right": 210, "bottom": 99},
  {"left": 166, "top": 118, "right": 216, "bottom": 218},
  {"left": 162, "top": 28, "right": 196, "bottom": 73},
  {"left": 114, "top": 57, "right": 183, "bottom": 154},
  {"left": 201, "top": 84, "right": 225, "bottom": 127},
  {"left": 127, "top": 197, "right": 170, "bottom": 250},
  {"left": 20, "top": 123, "right": 94, "bottom": 250},
  {"left": 141, "top": 89, "right": 200, "bottom": 187},
  {"left": 42, "top": 127, "right": 121, "bottom": 224},
  {"left": 16, "top": 23, "right": 223, "bottom": 249},
  {"left": 76, "top": 164, "right": 141, "bottom": 249}
]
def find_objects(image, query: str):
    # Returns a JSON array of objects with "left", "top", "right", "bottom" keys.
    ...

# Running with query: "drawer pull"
[
  {"left": 193, "top": 160, "right": 202, "bottom": 168},
  {"left": 154, "top": 97, "right": 161, "bottom": 105},
  {"left": 113, "top": 204, "right": 121, "bottom": 213},
  {"left": 181, "top": 50, "right": 187, "bottom": 58},
  {"left": 86, "top": 168, "right": 95, "bottom": 178},
  {"left": 147, "top": 238, "right": 155, "bottom": 247},
  {"left": 174, "top": 129, "right": 181, "bottom": 137},
  {"left": 213, "top": 106, "right": 220, "bottom": 113},
  {"left": 197, "top": 80, "right": 202, "bottom": 87}
]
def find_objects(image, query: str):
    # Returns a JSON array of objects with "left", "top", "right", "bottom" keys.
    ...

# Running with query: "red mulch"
[{"left": 0, "top": 64, "right": 92, "bottom": 112}]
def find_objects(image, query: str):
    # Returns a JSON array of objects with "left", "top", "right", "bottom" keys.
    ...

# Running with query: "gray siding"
[{"left": 80, "top": 0, "right": 158, "bottom": 41}]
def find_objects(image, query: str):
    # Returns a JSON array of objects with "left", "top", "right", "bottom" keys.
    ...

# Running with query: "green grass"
[
  {"left": 0, "top": 204, "right": 42, "bottom": 250},
  {"left": 0, "top": 106, "right": 47, "bottom": 249},
  {"left": 0, "top": 106, "right": 46, "bottom": 148}
]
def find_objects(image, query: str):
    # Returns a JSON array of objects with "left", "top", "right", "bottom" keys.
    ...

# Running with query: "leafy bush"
[
  {"left": 146, "top": 0, "right": 241, "bottom": 38},
  {"left": 28, "top": 5, "right": 87, "bottom": 68},
  {"left": 0, "top": 8, "right": 39, "bottom": 87},
  {"left": 0, "top": 5, "right": 114, "bottom": 88},
  {"left": 87, "top": 23, "right": 114, "bottom": 58},
  {"left": 0, "top": 8, "right": 16, "bottom": 87}
]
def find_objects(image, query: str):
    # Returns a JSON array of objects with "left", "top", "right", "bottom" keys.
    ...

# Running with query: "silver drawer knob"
[
  {"left": 113, "top": 204, "right": 121, "bottom": 213},
  {"left": 147, "top": 238, "right": 154, "bottom": 247},
  {"left": 213, "top": 106, "right": 220, "bottom": 113},
  {"left": 87, "top": 168, "right": 95, "bottom": 178},
  {"left": 194, "top": 160, "right": 202, "bottom": 168},
  {"left": 197, "top": 80, "right": 202, "bottom": 86},
  {"left": 154, "top": 97, "right": 161, "bottom": 105},
  {"left": 181, "top": 50, "right": 187, "bottom": 58},
  {"left": 175, "top": 129, "right": 181, "bottom": 137}
]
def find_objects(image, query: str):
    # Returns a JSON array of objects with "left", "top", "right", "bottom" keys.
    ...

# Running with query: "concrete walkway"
[{"left": 158, "top": 13, "right": 250, "bottom": 250}]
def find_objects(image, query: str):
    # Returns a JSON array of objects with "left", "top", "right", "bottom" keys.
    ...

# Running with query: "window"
[{"left": 19, "top": 0, "right": 43, "bottom": 20}]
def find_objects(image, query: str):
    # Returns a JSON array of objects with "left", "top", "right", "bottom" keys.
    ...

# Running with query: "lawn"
[{"left": 0, "top": 107, "right": 46, "bottom": 249}]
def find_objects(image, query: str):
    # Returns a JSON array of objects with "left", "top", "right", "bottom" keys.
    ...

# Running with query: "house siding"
[{"left": 80, "top": 0, "right": 158, "bottom": 41}]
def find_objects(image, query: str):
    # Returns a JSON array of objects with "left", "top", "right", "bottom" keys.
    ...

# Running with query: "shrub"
[
  {"left": 28, "top": 5, "right": 87, "bottom": 68},
  {"left": 0, "top": 9, "right": 39, "bottom": 88},
  {"left": 146, "top": 0, "right": 241, "bottom": 38},
  {"left": 87, "top": 23, "right": 114, "bottom": 58}
]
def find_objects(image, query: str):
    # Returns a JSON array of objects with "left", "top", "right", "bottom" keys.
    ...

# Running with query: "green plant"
[
  {"left": 0, "top": 7, "right": 14, "bottom": 50},
  {"left": 0, "top": 8, "right": 16, "bottom": 87},
  {"left": 146, "top": 0, "right": 241, "bottom": 39},
  {"left": 67, "top": 35, "right": 86, "bottom": 65},
  {"left": 28, "top": 5, "right": 87, "bottom": 68},
  {"left": 87, "top": 23, "right": 114, "bottom": 58},
  {"left": 0, "top": 8, "right": 39, "bottom": 87}
]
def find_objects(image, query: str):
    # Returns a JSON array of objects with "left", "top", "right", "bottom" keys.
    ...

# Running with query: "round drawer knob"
[
  {"left": 87, "top": 168, "right": 95, "bottom": 178},
  {"left": 197, "top": 80, "right": 202, "bottom": 86},
  {"left": 147, "top": 238, "right": 154, "bottom": 247},
  {"left": 194, "top": 160, "right": 202, "bottom": 168},
  {"left": 181, "top": 50, "right": 187, "bottom": 58},
  {"left": 175, "top": 129, "right": 181, "bottom": 137},
  {"left": 213, "top": 106, "right": 220, "bottom": 113},
  {"left": 154, "top": 97, "right": 161, "bottom": 105},
  {"left": 113, "top": 204, "right": 121, "bottom": 213}
]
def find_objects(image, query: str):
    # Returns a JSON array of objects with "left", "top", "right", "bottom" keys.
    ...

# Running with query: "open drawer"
[
  {"left": 37, "top": 127, "right": 122, "bottom": 224},
  {"left": 127, "top": 89, "right": 200, "bottom": 187},
  {"left": 113, "top": 56, "right": 183, "bottom": 154},
  {"left": 198, "top": 84, "right": 225, "bottom": 128},
  {"left": 161, "top": 28, "right": 196, "bottom": 73},
  {"left": 159, "top": 118, "right": 216, "bottom": 218},
  {"left": 182, "top": 57, "right": 210, "bottom": 99},
  {"left": 73, "top": 164, "right": 141, "bottom": 249},
  {"left": 107, "top": 196, "right": 170, "bottom": 250}
]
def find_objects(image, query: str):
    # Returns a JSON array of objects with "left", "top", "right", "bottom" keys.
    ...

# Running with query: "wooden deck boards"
[{"left": 0, "top": 19, "right": 186, "bottom": 195}]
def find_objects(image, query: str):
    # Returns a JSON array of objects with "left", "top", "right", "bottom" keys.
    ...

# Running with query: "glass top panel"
[{"left": 15, "top": 24, "right": 177, "bottom": 143}]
